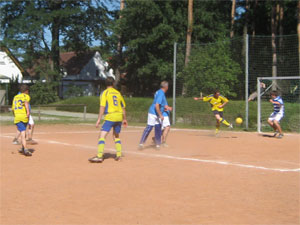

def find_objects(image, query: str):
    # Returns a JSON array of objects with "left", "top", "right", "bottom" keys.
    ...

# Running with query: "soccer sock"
[
  {"left": 97, "top": 138, "right": 105, "bottom": 158},
  {"left": 140, "top": 125, "right": 153, "bottom": 144},
  {"left": 115, "top": 138, "right": 122, "bottom": 157},
  {"left": 219, "top": 118, "right": 230, "bottom": 126},
  {"left": 154, "top": 124, "right": 162, "bottom": 145}
]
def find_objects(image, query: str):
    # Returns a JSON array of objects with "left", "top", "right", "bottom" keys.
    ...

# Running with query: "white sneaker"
[
  {"left": 138, "top": 144, "right": 144, "bottom": 150},
  {"left": 229, "top": 124, "right": 233, "bottom": 129}
]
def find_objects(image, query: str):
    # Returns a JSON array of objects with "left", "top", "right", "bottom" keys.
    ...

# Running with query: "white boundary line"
[{"left": 1, "top": 134, "right": 299, "bottom": 173}]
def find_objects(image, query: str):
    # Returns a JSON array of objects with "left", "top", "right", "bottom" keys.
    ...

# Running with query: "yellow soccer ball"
[{"left": 235, "top": 117, "right": 243, "bottom": 124}]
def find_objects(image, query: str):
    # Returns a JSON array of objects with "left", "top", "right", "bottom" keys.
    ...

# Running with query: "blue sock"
[
  {"left": 154, "top": 124, "right": 162, "bottom": 145},
  {"left": 140, "top": 125, "right": 153, "bottom": 144}
]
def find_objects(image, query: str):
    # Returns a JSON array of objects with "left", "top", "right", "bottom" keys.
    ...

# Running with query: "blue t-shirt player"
[{"left": 139, "top": 81, "right": 169, "bottom": 149}]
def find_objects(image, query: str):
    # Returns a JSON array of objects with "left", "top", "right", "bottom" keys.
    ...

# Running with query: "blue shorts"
[
  {"left": 101, "top": 121, "right": 122, "bottom": 134},
  {"left": 16, "top": 122, "right": 28, "bottom": 132},
  {"left": 213, "top": 110, "right": 223, "bottom": 118}
]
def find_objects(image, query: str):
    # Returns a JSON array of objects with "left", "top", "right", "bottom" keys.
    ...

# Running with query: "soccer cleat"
[
  {"left": 12, "top": 139, "right": 20, "bottom": 145},
  {"left": 155, "top": 145, "right": 160, "bottom": 150},
  {"left": 162, "top": 142, "right": 169, "bottom": 148},
  {"left": 115, "top": 156, "right": 122, "bottom": 161},
  {"left": 277, "top": 134, "right": 284, "bottom": 139},
  {"left": 273, "top": 131, "right": 279, "bottom": 137},
  {"left": 138, "top": 144, "right": 144, "bottom": 150},
  {"left": 229, "top": 124, "right": 233, "bottom": 129},
  {"left": 88, "top": 156, "right": 103, "bottom": 163},
  {"left": 19, "top": 148, "right": 32, "bottom": 156}
]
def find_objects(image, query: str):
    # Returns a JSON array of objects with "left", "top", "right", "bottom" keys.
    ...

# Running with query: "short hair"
[
  {"left": 105, "top": 77, "right": 115, "bottom": 87},
  {"left": 19, "top": 84, "right": 29, "bottom": 93},
  {"left": 270, "top": 90, "right": 278, "bottom": 96},
  {"left": 160, "top": 81, "right": 168, "bottom": 88},
  {"left": 214, "top": 90, "right": 220, "bottom": 94}
]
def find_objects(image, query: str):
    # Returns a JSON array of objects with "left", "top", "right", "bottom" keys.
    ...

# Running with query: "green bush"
[
  {"left": 180, "top": 41, "right": 242, "bottom": 97},
  {"left": 30, "top": 81, "right": 59, "bottom": 105}
]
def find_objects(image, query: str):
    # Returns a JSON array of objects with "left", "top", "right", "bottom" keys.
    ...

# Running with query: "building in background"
[{"left": 59, "top": 51, "right": 115, "bottom": 98}]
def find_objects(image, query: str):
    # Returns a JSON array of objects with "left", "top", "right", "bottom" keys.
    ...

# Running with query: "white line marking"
[{"left": 1, "top": 134, "right": 299, "bottom": 173}]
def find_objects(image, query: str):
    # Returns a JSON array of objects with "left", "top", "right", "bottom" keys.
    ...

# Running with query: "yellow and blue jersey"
[
  {"left": 203, "top": 94, "right": 228, "bottom": 112},
  {"left": 100, "top": 88, "right": 126, "bottom": 122},
  {"left": 12, "top": 93, "right": 30, "bottom": 124}
]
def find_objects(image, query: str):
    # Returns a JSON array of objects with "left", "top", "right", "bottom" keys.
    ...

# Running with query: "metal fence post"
[
  {"left": 83, "top": 105, "right": 87, "bottom": 121},
  {"left": 257, "top": 78, "right": 261, "bottom": 133},
  {"left": 38, "top": 106, "right": 41, "bottom": 121},
  {"left": 172, "top": 42, "right": 177, "bottom": 125},
  {"left": 245, "top": 34, "right": 249, "bottom": 130}
]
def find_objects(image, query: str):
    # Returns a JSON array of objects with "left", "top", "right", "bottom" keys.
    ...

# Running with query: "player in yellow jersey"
[
  {"left": 11, "top": 84, "right": 32, "bottom": 156},
  {"left": 194, "top": 90, "right": 233, "bottom": 134},
  {"left": 89, "top": 77, "right": 128, "bottom": 163}
]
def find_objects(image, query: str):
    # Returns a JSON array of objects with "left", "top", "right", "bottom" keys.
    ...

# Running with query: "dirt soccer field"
[{"left": 0, "top": 124, "right": 299, "bottom": 225}]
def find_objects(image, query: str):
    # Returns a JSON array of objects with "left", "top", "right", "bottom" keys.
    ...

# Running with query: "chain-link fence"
[{"left": 172, "top": 34, "right": 299, "bottom": 132}]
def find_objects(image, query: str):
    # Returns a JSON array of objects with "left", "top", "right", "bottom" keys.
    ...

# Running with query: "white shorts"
[
  {"left": 147, "top": 113, "right": 161, "bottom": 126},
  {"left": 28, "top": 115, "right": 34, "bottom": 125},
  {"left": 162, "top": 116, "right": 170, "bottom": 129},
  {"left": 268, "top": 112, "right": 284, "bottom": 122}
]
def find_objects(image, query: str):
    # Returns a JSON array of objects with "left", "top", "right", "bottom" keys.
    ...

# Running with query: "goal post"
[{"left": 257, "top": 76, "right": 300, "bottom": 133}]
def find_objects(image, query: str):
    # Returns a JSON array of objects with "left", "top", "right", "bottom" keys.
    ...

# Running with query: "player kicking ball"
[
  {"left": 89, "top": 77, "right": 128, "bottom": 163},
  {"left": 267, "top": 91, "right": 284, "bottom": 138},
  {"left": 12, "top": 85, "right": 32, "bottom": 156},
  {"left": 194, "top": 90, "right": 233, "bottom": 135}
]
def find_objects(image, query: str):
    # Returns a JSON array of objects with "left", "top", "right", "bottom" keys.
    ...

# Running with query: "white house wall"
[{"left": 0, "top": 50, "right": 23, "bottom": 82}]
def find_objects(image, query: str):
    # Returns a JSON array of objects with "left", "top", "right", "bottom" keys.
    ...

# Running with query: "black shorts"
[{"left": 213, "top": 110, "right": 223, "bottom": 117}]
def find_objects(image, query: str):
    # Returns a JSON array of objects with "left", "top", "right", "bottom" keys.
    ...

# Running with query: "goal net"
[{"left": 257, "top": 76, "right": 300, "bottom": 133}]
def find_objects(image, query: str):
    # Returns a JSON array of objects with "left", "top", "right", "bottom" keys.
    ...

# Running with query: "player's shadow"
[
  {"left": 28, "top": 149, "right": 35, "bottom": 153},
  {"left": 103, "top": 153, "right": 117, "bottom": 160},
  {"left": 261, "top": 134, "right": 275, "bottom": 138}
]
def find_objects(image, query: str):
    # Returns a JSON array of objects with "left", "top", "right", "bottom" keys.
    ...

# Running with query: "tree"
[
  {"left": 180, "top": 41, "right": 241, "bottom": 97},
  {"left": 115, "top": 0, "right": 125, "bottom": 85},
  {"left": 230, "top": 0, "right": 236, "bottom": 38},
  {"left": 0, "top": 0, "right": 110, "bottom": 81},
  {"left": 185, "top": 0, "right": 193, "bottom": 66},
  {"left": 118, "top": 0, "right": 231, "bottom": 96},
  {"left": 271, "top": 1, "right": 277, "bottom": 81},
  {"left": 298, "top": 0, "right": 300, "bottom": 74}
]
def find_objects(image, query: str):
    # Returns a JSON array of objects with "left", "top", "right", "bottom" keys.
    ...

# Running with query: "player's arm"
[
  {"left": 122, "top": 108, "right": 128, "bottom": 128},
  {"left": 155, "top": 103, "right": 164, "bottom": 121},
  {"left": 25, "top": 101, "right": 30, "bottom": 118},
  {"left": 120, "top": 96, "right": 128, "bottom": 127},
  {"left": 218, "top": 96, "right": 229, "bottom": 109},
  {"left": 96, "top": 91, "right": 106, "bottom": 128},
  {"left": 269, "top": 99, "right": 281, "bottom": 105},
  {"left": 96, "top": 106, "right": 105, "bottom": 128},
  {"left": 165, "top": 105, "right": 172, "bottom": 111}
]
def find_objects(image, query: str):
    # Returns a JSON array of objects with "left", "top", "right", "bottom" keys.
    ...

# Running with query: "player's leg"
[
  {"left": 217, "top": 111, "right": 232, "bottom": 128},
  {"left": 139, "top": 113, "right": 155, "bottom": 148},
  {"left": 26, "top": 116, "right": 35, "bottom": 141},
  {"left": 89, "top": 121, "right": 111, "bottom": 163},
  {"left": 12, "top": 130, "right": 21, "bottom": 144},
  {"left": 214, "top": 113, "right": 221, "bottom": 134},
  {"left": 113, "top": 122, "right": 122, "bottom": 160},
  {"left": 273, "top": 113, "right": 284, "bottom": 138},
  {"left": 268, "top": 114, "right": 278, "bottom": 136},
  {"left": 17, "top": 122, "right": 31, "bottom": 156},
  {"left": 161, "top": 116, "right": 171, "bottom": 146},
  {"left": 154, "top": 123, "right": 162, "bottom": 148}
]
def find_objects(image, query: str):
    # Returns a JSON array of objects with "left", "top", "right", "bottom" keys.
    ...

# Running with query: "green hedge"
[{"left": 54, "top": 96, "right": 300, "bottom": 132}]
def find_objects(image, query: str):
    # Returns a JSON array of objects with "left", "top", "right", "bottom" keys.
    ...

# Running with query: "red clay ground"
[{"left": 0, "top": 124, "right": 299, "bottom": 225}]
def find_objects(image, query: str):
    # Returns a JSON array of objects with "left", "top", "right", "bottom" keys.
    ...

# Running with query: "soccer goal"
[{"left": 257, "top": 76, "right": 300, "bottom": 133}]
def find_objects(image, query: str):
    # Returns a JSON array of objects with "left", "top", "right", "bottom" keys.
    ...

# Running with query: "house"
[
  {"left": 0, "top": 45, "right": 25, "bottom": 83},
  {"left": 59, "top": 51, "right": 115, "bottom": 98}
]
